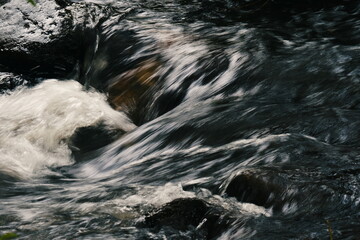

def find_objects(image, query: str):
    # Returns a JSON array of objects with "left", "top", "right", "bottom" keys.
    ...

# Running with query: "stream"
[{"left": 0, "top": 0, "right": 360, "bottom": 239}]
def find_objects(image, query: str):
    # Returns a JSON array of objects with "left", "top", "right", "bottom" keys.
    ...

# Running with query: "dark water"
[{"left": 1, "top": 0, "right": 360, "bottom": 239}]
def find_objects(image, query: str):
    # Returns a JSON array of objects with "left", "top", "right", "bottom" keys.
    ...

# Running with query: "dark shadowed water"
[{"left": 1, "top": 0, "right": 360, "bottom": 239}]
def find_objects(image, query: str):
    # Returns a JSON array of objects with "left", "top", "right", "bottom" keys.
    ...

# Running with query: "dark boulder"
[
  {"left": 223, "top": 170, "right": 286, "bottom": 211},
  {"left": 223, "top": 168, "right": 336, "bottom": 215},
  {"left": 68, "top": 122, "right": 125, "bottom": 161},
  {"left": 142, "top": 198, "right": 232, "bottom": 239},
  {"left": 144, "top": 198, "right": 208, "bottom": 231}
]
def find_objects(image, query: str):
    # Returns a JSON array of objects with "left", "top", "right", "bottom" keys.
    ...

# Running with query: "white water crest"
[{"left": 0, "top": 80, "right": 135, "bottom": 179}]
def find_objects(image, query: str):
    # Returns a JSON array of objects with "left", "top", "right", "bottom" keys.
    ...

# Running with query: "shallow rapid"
[{"left": 1, "top": 0, "right": 360, "bottom": 239}]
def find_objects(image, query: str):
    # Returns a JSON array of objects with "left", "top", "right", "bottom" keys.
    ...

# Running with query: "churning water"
[
  {"left": 0, "top": 80, "right": 135, "bottom": 179},
  {"left": 1, "top": 0, "right": 360, "bottom": 239}
]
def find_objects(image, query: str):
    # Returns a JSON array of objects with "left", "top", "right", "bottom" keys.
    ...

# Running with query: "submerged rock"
[
  {"left": 144, "top": 198, "right": 208, "bottom": 230},
  {"left": 107, "top": 58, "right": 161, "bottom": 123},
  {"left": 143, "top": 198, "right": 232, "bottom": 239},
  {"left": 223, "top": 170, "right": 287, "bottom": 211},
  {"left": 225, "top": 172, "right": 278, "bottom": 206},
  {"left": 222, "top": 168, "right": 339, "bottom": 215},
  {"left": 68, "top": 122, "right": 125, "bottom": 161}
]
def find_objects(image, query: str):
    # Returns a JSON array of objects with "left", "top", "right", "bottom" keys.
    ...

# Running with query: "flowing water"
[{"left": 1, "top": 0, "right": 360, "bottom": 239}]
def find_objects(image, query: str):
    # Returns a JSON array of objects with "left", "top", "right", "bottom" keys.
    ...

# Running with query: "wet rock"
[
  {"left": 68, "top": 122, "right": 125, "bottom": 161},
  {"left": 224, "top": 167, "right": 352, "bottom": 217},
  {"left": 0, "top": 0, "right": 77, "bottom": 78},
  {"left": 107, "top": 58, "right": 161, "bottom": 124},
  {"left": 0, "top": 0, "right": 116, "bottom": 79},
  {"left": 144, "top": 198, "right": 208, "bottom": 230},
  {"left": 223, "top": 170, "right": 286, "bottom": 210},
  {"left": 223, "top": 168, "right": 340, "bottom": 216},
  {"left": 143, "top": 198, "right": 232, "bottom": 239},
  {"left": 54, "top": 0, "right": 71, "bottom": 7},
  {"left": 0, "top": 72, "right": 37, "bottom": 93}
]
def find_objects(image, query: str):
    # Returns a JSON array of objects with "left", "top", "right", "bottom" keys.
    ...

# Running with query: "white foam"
[
  {"left": 110, "top": 183, "right": 196, "bottom": 207},
  {"left": 74, "top": 183, "right": 196, "bottom": 218},
  {"left": 0, "top": 80, "right": 135, "bottom": 179}
]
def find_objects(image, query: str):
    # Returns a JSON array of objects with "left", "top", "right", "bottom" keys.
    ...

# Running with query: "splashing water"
[
  {"left": 1, "top": 0, "right": 360, "bottom": 239},
  {"left": 0, "top": 80, "right": 135, "bottom": 179}
]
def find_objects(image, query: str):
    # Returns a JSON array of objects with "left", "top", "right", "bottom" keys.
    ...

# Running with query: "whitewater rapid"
[{"left": 0, "top": 80, "right": 135, "bottom": 179}]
